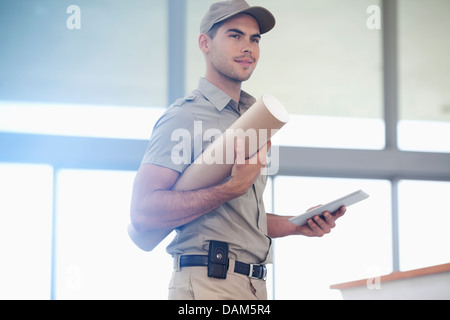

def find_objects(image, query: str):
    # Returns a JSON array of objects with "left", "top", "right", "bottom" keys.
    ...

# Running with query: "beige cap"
[{"left": 200, "top": 0, "right": 276, "bottom": 35}]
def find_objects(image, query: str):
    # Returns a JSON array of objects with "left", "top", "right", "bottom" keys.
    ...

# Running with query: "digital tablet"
[{"left": 288, "top": 189, "right": 370, "bottom": 226}]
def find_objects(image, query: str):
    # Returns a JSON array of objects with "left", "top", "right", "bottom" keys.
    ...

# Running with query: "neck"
[{"left": 204, "top": 70, "right": 242, "bottom": 103}]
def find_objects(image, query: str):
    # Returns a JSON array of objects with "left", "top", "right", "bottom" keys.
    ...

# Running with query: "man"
[{"left": 130, "top": 0, "right": 346, "bottom": 300}]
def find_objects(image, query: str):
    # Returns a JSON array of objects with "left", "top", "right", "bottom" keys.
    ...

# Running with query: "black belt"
[{"left": 179, "top": 255, "right": 267, "bottom": 280}]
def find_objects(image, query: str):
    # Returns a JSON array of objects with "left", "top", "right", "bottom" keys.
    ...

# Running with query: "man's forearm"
[
  {"left": 267, "top": 206, "right": 346, "bottom": 239},
  {"left": 132, "top": 180, "right": 240, "bottom": 233},
  {"left": 131, "top": 140, "right": 268, "bottom": 233},
  {"left": 266, "top": 213, "right": 297, "bottom": 238}
]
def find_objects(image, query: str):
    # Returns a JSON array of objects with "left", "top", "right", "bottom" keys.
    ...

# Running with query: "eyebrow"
[{"left": 226, "top": 28, "right": 261, "bottom": 39}]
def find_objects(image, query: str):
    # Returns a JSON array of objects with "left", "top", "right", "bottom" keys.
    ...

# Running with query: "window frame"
[{"left": 1, "top": 0, "right": 449, "bottom": 299}]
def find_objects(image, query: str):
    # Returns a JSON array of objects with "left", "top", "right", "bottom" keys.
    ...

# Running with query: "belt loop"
[
  {"left": 173, "top": 254, "right": 181, "bottom": 272},
  {"left": 248, "top": 264, "right": 256, "bottom": 278},
  {"left": 228, "top": 258, "right": 236, "bottom": 275}
]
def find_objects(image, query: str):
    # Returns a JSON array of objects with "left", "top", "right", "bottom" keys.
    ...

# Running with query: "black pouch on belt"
[{"left": 207, "top": 240, "right": 229, "bottom": 279}]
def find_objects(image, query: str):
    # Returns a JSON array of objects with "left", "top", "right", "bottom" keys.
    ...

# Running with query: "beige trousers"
[{"left": 168, "top": 258, "right": 267, "bottom": 300}]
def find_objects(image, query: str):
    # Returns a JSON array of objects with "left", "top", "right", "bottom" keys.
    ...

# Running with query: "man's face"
[{"left": 208, "top": 14, "right": 261, "bottom": 83}]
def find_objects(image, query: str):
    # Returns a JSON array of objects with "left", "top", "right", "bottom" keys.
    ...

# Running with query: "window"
[
  {"left": 0, "top": 101, "right": 164, "bottom": 140},
  {"left": 0, "top": 1, "right": 167, "bottom": 140},
  {"left": 398, "top": 0, "right": 450, "bottom": 153},
  {"left": 0, "top": 0, "right": 167, "bottom": 107},
  {"left": 398, "top": 180, "right": 450, "bottom": 271},
  {"left": 272, "top": 176, "right": 391, "bottom": 299},
  {"left": 54, "top": 169, "right": 173, "bottom": 299},
  {"left": 0, "top": 164, "right": 53, "bottom": 299}
]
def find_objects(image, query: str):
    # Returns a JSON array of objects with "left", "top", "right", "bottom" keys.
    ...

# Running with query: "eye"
[{"left": 230, "top": 34, "right": 241, "bottom": 40}]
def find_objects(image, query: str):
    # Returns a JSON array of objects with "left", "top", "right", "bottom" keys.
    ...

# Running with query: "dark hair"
[{"left": 206, "top": 20, "right": 226, "bottom": 39}]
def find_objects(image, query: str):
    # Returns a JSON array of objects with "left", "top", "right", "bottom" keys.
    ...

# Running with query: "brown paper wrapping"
[{"left": 128, "top": 94, "right": 289, "bottom": 251}]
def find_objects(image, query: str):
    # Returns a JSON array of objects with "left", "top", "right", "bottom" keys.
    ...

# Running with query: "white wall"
[{"left": 338, "top": 271, "right": 450, "bottom": 300}]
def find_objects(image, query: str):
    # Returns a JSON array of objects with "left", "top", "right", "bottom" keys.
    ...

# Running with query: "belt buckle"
[{"left": 248, "top": 264, "right": 267, "bottom": 280}]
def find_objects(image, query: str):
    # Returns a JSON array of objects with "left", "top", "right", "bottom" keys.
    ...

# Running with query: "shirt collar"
[
  {"left": 238, "top": 90, "right": 257, "bottom": 114},
  {"left": 197, "top": 78, "right": 256, "bottom": 113}
]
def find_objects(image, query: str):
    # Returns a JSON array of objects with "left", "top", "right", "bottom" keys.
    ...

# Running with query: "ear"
[{"left": 198, "top": 33, "right": 211, "bottom": 54}]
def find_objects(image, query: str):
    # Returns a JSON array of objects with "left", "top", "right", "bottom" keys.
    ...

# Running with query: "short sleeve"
[{"left": 141, "top": 106, "right": 197, "bottom": 174}]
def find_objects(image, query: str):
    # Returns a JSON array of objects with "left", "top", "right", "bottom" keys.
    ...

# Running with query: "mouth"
[{"left": 234, "top": 57, "right": 255, "bottom": 68}]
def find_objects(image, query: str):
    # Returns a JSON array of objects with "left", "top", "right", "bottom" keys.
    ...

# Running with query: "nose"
[{"left": 242, "top": 46, "right": 253, "bottom": 54}]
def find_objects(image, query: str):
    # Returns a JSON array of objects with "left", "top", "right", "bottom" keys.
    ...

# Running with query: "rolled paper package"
[
  {"left": 128, "top": 94, "right": 289, "bottom": 251},
  {"left": 127, "top": 224, "right": 172, "bottom": 252},
  {"left": 173, "top": 94, "right": 289, "bottom": 191}
]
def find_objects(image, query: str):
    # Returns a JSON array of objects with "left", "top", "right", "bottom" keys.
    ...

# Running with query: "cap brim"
[{"left": 216, "top": 6, "right": 276, "bottom": 34}]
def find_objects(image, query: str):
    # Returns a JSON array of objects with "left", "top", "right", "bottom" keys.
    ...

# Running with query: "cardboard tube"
[
  {"left": 174, "top": 94, "right": 289, "bottom": 191},
  {"left": 128, "top": 94, "right": 289, "bottom": 251},
  {"left": 127, "top": 224, "right": 171, "bottom": 252}
]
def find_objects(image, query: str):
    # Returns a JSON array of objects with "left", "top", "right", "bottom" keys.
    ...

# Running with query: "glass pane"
[
  {"left": 0, "top": 102, "right": 165, "bottom": 140},
  {"left": 55, "top": 169, "right": 172, "bottom": 299},
  {"left": 0, "top": 164, "right": 53, "bottom": 300},
  {"left": 0, "top": 0, "right": 167, "bottom": 107},
  {"left": 398, "top": 180, "right": 450, "bottom": 271},
  {"left": 186, "top": 0, "right": 384, "bottom": 149},
  {"left": 398, "top": 120, "right": 450, "bottom": 153},
  {"left": 398, "top": 0, "right": 450, "bottom": 153},
  {"left": 273, "top": 176, "right": 391, "bottom": 299}
]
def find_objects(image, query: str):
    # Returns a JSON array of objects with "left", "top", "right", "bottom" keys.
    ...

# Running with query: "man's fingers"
[
  {"left": 331, "top": 205, "right": 346, "bottom": 219},
  {"left": 235, "top": 138, "right": 245, "bottom": 164},
  {"left": 257, "top": 140, "right": 271, "bottom": 165},
  {"left": 265, "top": 140, "right": 272, "bottom": 151},
  {"left": 307, "top": 218, "right": 325, "bottom": 237},
  {"left": 314, "top": 215, "right": 332, "bottom": 234},
  {"left": 322, "top": 211, "right": 336, "bottom": 228},
  {"left": 240, "top": 139, "right": 272, "bottom": 166}
]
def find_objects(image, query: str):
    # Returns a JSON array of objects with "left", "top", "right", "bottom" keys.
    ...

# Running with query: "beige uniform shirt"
[{"left": 142, "top": 78, "right": 272, "bottom": 264}]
